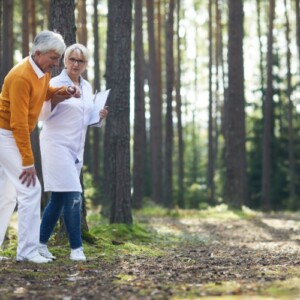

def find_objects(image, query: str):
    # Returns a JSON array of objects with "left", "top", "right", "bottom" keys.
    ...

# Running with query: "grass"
[
  {"left": 1, "top": 204, "right": 256, "bottom": 261},
  {"left": 135, "top": 202, "right": 259, "bottom": 220},
  {"left": 2, "top": 204, "right": 299, "bottom": 299}
]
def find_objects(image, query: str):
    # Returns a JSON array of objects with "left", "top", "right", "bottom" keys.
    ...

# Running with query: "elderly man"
[{"left": 0, "top": 30, "right": 80, "bottom": 263}]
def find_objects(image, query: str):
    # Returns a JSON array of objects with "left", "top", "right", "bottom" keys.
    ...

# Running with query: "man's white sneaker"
[
  {"left": 17, "top": 253, "right": 52, "bottom": 264},
  {"left": 39, "top": 245, "right": 56, "bottom": 260},
  {"left": 70, "top": 247, "right": 86, "bottom": 261}
]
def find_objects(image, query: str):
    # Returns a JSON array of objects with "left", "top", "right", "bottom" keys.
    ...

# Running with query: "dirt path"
[{"left": 1, "top": 210, "right": 300, "bottom": 299}]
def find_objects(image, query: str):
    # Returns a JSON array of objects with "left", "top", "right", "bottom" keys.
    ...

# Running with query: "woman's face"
[{"left": 65, "top": 49, "right": 87, "bottom": 79}]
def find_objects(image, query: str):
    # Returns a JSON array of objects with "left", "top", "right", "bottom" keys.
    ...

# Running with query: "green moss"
[
  {"left": 170, "top": 278, "right": 300, "bottom": 300},
  {"left": 112, "top": 273, "right": 136, "bottom": 283},
  {"left": 263, "top": 277, "right": 300, "bottom": 299},
  {"left": 136, "top": 203, "right": 258, "bottom": 221},
  {"left": 90, "top": 222, "right": 153, "bottom": 243},
  {"left": 82, "top": 229, "right": 97, "bottom": 244}
]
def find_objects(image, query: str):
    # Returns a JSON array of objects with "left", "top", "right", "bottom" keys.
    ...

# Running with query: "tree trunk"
[
  {"left": 29, "top": 0, "right": 36, "bottom": 39},
  {"left": 132, "top": 0, "right": 146, "bottom": 209},
  {"left": 22, "top": 0, "right": 29, "bottom": 56},
  {"left": 213, "top": 0, "right": 222, "bottom": 204},
  {"left": 49, "top": 0, "right": 76, "bottom": 75},
  {"left": 261, "top": 0, "right": 275, "bottom": 211},
  {"left": 77, "top": 0, "right": 87, "bottom": 46},
  {"left": 146, "top": 0, "right": 163, "bottom": 205},
  {"left": 224, "top": 0, "right": 247, "bottom": 209},
  {"left": 92, "top": 0, "right": 102, "bottom": 197},
  {"left": 207, "top": 0, "right": 215, "bottom": 205},
  {"left": 164, "top": 0, "right": 175, "bottom": 208},
  {"left": 175, "top": 0, "right": 184, "bottom": 208},
  {"left": 296, "top": 0, "right": 300, "bottom": 72},
  {"left": 284, "top": 0, "right": 296, "bottom": 203},
  {"left": 104, "top": 0, "right": 133, "bottom": 224},
  {"left": 256, "top": 0, "right": 265, "bottom": 92},
  {"left": 1, "top": 0, "right": 14, "bottom": 85}
]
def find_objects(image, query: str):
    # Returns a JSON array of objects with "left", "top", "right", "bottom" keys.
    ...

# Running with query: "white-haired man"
[{"left": 0, "top": 30, "right": 80, "bottom": 263}]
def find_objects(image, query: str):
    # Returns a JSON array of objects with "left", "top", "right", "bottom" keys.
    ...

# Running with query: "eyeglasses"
[{"left": 68, "top": 57, "right": 86, "bottom": 65}]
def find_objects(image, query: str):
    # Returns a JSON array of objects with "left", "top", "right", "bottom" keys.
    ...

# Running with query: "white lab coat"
[{"left": 39, "top": 69, "right": 94, "bottom": 192}]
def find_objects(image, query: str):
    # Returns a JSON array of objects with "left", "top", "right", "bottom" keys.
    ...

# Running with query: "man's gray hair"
[{"left": 31, "top": 30, "right": 66, "bottom": 56}]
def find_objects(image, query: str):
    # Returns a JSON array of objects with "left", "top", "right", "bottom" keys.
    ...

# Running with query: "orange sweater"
[{"left": 0, "top": 57, "right": 68, "bottom": 167}]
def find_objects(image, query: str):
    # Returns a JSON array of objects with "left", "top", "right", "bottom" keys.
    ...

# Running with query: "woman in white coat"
[{"left": 38, "top": 44, "right": 108, "bottom": 261}]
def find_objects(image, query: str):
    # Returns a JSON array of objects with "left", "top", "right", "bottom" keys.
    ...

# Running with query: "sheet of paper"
[{"left": 89, "top": 89, "right": 110, "bottom": 127}]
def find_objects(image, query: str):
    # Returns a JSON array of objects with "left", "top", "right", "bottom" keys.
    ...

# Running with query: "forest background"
[{"left": 0, "top": 0, "right": 299, "bottom": 225}]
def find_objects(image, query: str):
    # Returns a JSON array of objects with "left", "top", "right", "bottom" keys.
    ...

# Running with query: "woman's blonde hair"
[{"left": 64, "top": 43, "right": 90, "bottom": 66}]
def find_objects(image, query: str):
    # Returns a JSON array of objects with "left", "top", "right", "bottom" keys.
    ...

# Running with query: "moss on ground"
[{"left": 1, "top": 207, "right": 300, "bottom": 299}]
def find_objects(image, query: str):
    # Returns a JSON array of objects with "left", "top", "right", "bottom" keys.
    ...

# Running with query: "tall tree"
[
  {"left": 146, "top": 0, "right": 163, "bottom": 205},
  {"left": 296, "top": 0, "right": 300, "bottom": 71},
  {"left": 76, "top": 0, "right": 90, "bottom": 231},
  {"left": 213, "top": 0, "right": 222, "bottom": 203},
  {"left": 92, "top": 0, "right": 101, "bottom": 187},
  {"left": 284, "top": 0, "right": 295, "bottom": 203},
  {"left": 132, "top": 0, "right": 146, "bottom": 209},
  {"left": 1, "top": 0, "right": 14, "bottom": 86},
  {"left": 104, "top": 0, "right": 133, "bottom": 224},
  {"left": 261, "top": 0, "right": 275, "bottom": 211},
  {"left": 22, "top": 0, "right": 29, "bottom": 56},
  {"left": 175, "top": 0, "right": 184, "bottom": 208},
  {"left": 28, "top": 0, "right": 36, "bottom": 39},
  {"left": 164, "top": 0, "right": 175, "bottom": 207},
  {"left": 77, "top": 0, "right": 87, "bottom": 45},
  {"left": 207, "top": 0, "right": 215, "bottom": 205},
  {"left": 49, "top": 0, "right": 76, "bottom": 46},
  {"left": 256, "top": 0, "right": 265, "bottom": 92},
  {"left": 190, "top": 3, "right": 200, "bottom": 187},
  {"left": 224, "top": 0, "right": 247, "bottom": 208}
]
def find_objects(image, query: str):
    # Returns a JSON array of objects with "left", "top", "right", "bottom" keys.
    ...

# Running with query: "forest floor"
[{"left": 1, "top": 205, "right": 300, "bottom": 299}]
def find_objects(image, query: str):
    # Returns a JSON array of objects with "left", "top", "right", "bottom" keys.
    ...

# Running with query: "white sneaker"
[
  {"left": 70, "top": 247, "right": 86, "bottom": 261},
  {"left": 17, "top": 253, "right": 52, "bottom": 264},
  {"left": 39, "top": 245, "right": 56, "bottom": 260}
]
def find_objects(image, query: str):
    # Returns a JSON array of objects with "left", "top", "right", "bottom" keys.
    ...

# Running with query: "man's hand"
[
  {"left": 51, "top": 88, "right": 72, "bottom": 110},
  {"left": 19, "top": 166, "right": 37, "bottom": 187}
]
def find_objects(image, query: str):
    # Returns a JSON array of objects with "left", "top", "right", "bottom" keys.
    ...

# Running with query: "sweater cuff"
[{"left": 22, "top": 164, "right": 34, "bottom": 169}]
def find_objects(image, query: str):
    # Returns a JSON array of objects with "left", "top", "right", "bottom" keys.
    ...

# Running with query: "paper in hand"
[{"left": 89, "top": 89, "right": 110, "bottom": 127}]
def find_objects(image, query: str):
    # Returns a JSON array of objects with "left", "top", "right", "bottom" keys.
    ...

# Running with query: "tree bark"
[
  {"left": 224, "top": 0, "right": 247, "bottom": 209},
  {"left": 284, "top": 0, "right": 296, "bottom": 203},
  {"left": 132, "top": 0, "right": 146, "bottom": 209},
  {"left": 175, "top": 0, "right": 184, "bottom": 208},
  {"left": 164, "top": 0, "right": 175, "bottom": 208},
  {"left": 261, "top": 0, "right": 275, "bottom": 211},
  {"left": 104, "top": 0, "right": 133, "bottom": 224},
  {"left": 146, "top": 0, "right": 163, "bottom": 205},
  {"left": 1, "top": 0, "right": 14, "bottom": 85},
  {"left": 207, "top": 0, "right": 215, "bottom": 205}
]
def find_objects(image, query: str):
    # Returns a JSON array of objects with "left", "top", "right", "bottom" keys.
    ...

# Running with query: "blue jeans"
[{"left": 40, "top": 192, "right": 82, "bottom": 249}]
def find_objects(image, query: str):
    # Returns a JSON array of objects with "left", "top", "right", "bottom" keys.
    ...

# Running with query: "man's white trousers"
[{"left": 0, "top": 129, "right": 41, "bottom": 259}]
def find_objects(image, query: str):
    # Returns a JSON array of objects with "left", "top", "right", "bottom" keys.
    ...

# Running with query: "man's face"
[{"left": 34, "top": 50, "right": 61, "bottom": 73}]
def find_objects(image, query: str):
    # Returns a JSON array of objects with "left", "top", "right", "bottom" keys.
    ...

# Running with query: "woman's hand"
[
  {"left": 67, "top": 86, "right": 81, "bottom": 98},
  {"left": 100, "top": 106, "right": 108, "bottom": 119}
]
